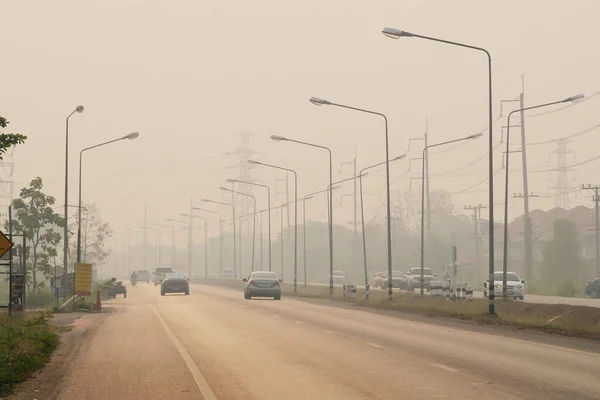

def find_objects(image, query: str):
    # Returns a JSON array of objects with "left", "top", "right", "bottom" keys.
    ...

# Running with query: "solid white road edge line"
[
  {"left": 430, "top": 363, "right": 459, "bottom": 372},
  {"left": 151, "top": 305, "right": 218, "bottom": 400}
]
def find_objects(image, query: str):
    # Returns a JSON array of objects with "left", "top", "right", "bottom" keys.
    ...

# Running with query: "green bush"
[
  {"left": 0, "top": 311, "right": 59, "bottom": 396},
  {"left": 26, "top": 290, "right": 55, "bottom": 309}
]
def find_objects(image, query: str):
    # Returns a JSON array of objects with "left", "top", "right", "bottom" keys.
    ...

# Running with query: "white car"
[
  {"left": 332, "top": 271, "right": 347, "bottom": 285},
  {"left": 483, "top": 271, "right": 525, "bottom": 300}
]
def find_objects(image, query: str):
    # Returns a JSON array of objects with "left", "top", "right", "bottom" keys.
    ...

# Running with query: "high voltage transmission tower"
[{"left": 550, "top": 139, "right": 575, "bottom": 209}]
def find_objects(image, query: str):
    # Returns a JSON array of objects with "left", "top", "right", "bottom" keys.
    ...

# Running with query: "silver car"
[{"left": 243, "top": 271, "right": 282, "bottom": 300}]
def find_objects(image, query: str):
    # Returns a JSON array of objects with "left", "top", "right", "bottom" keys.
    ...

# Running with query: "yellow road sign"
[
  {"left": 74, "top": 263, "right": 93, "bottom": 296},
  {"left": 0, "top": 230, "right": 14, "bottom": 258}
]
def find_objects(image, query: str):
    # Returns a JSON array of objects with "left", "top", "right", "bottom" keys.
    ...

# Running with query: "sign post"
[{"left": 74, "top": 263, "right": 93, "bottom": 297}]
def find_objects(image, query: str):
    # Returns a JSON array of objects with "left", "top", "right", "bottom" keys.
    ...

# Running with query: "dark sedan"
[
  {"left": 161, "top": 273, "right": 190, "bottom": 296},
  {"left": 585, "top": 278, "right": 600, "bottom": 299},
  {"left": 243, "top": 271, "right": 281, "bottom": 300}
]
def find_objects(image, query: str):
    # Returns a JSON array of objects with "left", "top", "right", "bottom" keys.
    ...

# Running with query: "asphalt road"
[{"left": 47, "top": 282, "right": 600, "bottom": 400}]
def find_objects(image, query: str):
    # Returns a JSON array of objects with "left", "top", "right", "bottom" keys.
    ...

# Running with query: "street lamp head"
[
  {"left": 382, "top": 27, "right": 414, "bottom": 39},
  {"left": 75, "top": 105, "right": 84, "bottom": 113},
  {"left": 309, "top": 97, "right": 330, "bottom": 106},
  {"left": 270, "top": 135, "right": 288, "bottom": 142},
  {"left": 219, "top": 186, "right": 230, "bottom": 192},
  {"left": 226, "top": 179, "right": 236, "bottom": 184},
  {"left": 468, "top": 132, "right": 484, "bottom": 140},
  {"left": 393, "top": 154, "right": 408, "bottom": 161},
  {"left": 123, "top": 132, "right": 140, "bottom": 140},
  {"left": 565, "top": 93, "right": 585, "bottom": 102},
  {"left": 247, "top": 160, "right": 261, "bottom": 165},
  {"left": 305, "top": 195, "right": 314, "bottom": 201}
]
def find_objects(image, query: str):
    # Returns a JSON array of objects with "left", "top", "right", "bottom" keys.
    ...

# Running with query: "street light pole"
[
  {"left": 310, "top": 97, "right": 392, "bottom": 300},
  {"left": 302, "top": 195, "right": 313, "bottom": 286},
  {"left": 382, "top": 27, "right": 495, "bottom": 313},
  {"left": 270, "top": 136, "right": 333, "bottom": 293},
  {"left": 219, "top": 187, "right": 256, "bottom": 274},
  {"left": 248, "top": 160, "right": 298, "bottom": 292},
  {"left": 358, "top": 155, "right": 407, "bottom": 298},
  {"left": 202, "top": 199, "right": 236, "bottom": 278},
  {"left": 227, "top": 179, "right": 272, "bottom": 272},
  {"left": 501, "top": 94, "right": 584, "bottom": 298},
  {"left": 193, "top": 207, "right": 223, "bottom": 278},
  {"left": 420, "top": 133, "right": 482, "bottom": 295},
  {"left": 181, "top": 213, "right": 209, "bottom": 278},
  {"left": 77, "top": 132, "right": 139, "bottom": 263},
  {"left": 64, "top": 105, "right": 83, "bottom": 277}
]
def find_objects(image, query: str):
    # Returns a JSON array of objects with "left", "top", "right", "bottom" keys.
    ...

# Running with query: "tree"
[
  {"left": 542, "top": 219, "right": 581, "bottom": 295},
  {"left": 9, "top": 177, "right": 64, "bottom": 292},
  {"left": 69, "top": 202, "right": 111, "bottom": 266},
  {"left": 0, "top": 113, "right": 27, "bottom": 160}
]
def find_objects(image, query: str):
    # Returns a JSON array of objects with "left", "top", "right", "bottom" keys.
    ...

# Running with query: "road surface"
[{"left": 29, "top": 282, "right": 600, "bottom": 399}]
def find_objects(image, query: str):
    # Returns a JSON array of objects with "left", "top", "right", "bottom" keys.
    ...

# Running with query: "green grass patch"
[{"left": 0, "top": 311, "right": 60, "bottom": 396}]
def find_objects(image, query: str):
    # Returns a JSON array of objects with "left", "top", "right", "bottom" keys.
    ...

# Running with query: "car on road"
[
  {"left": 405, "top": 267, "right": 436, "bottom": 292},
  {"left": 482, "top": 271, "right": 525, "bottom": 300},
  {"left": 243, "top": 271, "right": 281, "bottom": 300},
  {"left": 381, "top": 270, "right": 407, "bottom": 290},
  {"left": 585, "top": 278, "right": 600, "bottom": 298},
  {"left": 333, "top": 270, "right": 347, "bottom": 285},
  {"left": 135, "top": 270, "right": 150, "bottom": 283},
  {"left": 161, "top": 273, "right": 190, "bottom": 296},
  {"left": 154, "top": 266, "right": 174, "bottom": 286},
  {"left": 372, "top": 271, "right": 386, "bottom": 288}
]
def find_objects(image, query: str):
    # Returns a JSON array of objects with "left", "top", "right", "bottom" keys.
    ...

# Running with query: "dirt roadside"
[{"left": 5, "top": 308, "right": 113, "bottom": 400}]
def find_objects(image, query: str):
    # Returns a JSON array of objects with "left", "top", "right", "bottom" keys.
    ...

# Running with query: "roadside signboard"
[
  {"left": 74, "top": 263, "right": 93, "bottom": 296},
  {"left": 0, "top": 230, "right": 14, "bottom": 258}
]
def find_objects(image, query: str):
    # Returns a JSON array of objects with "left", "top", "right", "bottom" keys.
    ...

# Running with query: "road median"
[{"left": 194, "top": 278, "right": 600, "bottom": 341}]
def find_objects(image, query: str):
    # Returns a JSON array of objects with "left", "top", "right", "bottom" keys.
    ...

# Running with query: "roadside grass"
[
  {"left": 195, "top": 279, "right": 600, "bottom": 340},
  {"left": 0, "top": 311, "right": 59, "bottom": 396}
]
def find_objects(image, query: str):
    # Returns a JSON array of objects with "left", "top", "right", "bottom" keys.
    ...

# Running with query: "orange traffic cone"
[{"left": 95, "top": 290, "right": 102, "bottom": 312}]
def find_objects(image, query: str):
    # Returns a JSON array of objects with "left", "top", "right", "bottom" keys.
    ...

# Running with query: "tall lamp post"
[
  {"left": 270, "top": 135, "right": 333, "bottom": 292},
  {"left": 202, "top": 199, "right": 236, "bottom": 278},
  {"left": 248, "top": 160, "right": 298, "bottom": 292},
  {"left": 166, "top": 219, "right": 191, "bottom": 275},
  {"left": 420, "top": 133, "right": 483, "bottom": 295},
  {"left": 501, "top": 93, "right": 584, "bottom": 297},
  {"left": 227, "top": 179, "right": 272, "bottom": 272},
  {"left": 154, "top": 223, "right": 176, "bottom": 268},
  {"left": 141, "top": 225, "right": 162, "bottom": 267},
  {"left": 182, "top": 213, "right": 208, "bottom": 277},
  {"left": 193, "top": 207, "right": 223, "bottom": 277},
  {"left": 77, "top": 132, "right": 139, "bottom": 263},
  {"left": 359, "top": 154, "right": 407, "bottom": 297},
  {"left": 310, "top": 97, "right": 393, "bottom": 299},
  {"left": 382, "top": 27, "right": 495, "bottom": 313},
  {"left": 64, "top": 105, "right": 84, "bottom": 275},
  {"left": 219, "top": 187, "right": 256, "bottom": 274}
]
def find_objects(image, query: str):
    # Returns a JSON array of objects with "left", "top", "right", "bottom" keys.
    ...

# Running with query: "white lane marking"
[
  {"left": 430, "top": 363, "right": 459, "bottom": 373},
  {"left": 322, "top": 329, "right": 334, "bottom": 334},
  {"left": 293, "top": 320, "right": 304, "bottom": 325},
  {"left": 366, "top": 342, "right": 383, "bottom": 349},
  {"left": 151, "top": 305, "right": 218, "bottom": 400}
]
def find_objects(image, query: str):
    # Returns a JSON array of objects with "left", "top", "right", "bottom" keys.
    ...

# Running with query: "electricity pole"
[
  {"left": 582, "top": 184, "right": 600, "bottom": 277},
  {"left": 465, "top": 204, "right": 486, "bottom": 270}
]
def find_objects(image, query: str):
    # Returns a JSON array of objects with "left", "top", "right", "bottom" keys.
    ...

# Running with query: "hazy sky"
[{"left": 2, "top": 0, "right": 600, "bottom": 247}]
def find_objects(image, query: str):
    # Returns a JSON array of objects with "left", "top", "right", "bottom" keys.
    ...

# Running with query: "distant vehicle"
[
  {"left": 405, "top": 268, "right": 436, "bottom": 292},
  {"left": 135, "top": 270, "right": 150, "bottom": 283},
  {"left": 223, "top": 269, "right": 235, "bottom": 279},
  {"left": 161, "top": 273, "right": 189, "bottom": 296},
  {"left": 381, "top": 270, "right": 407, "bottom": 290},
  {"left": 243, "top": 271, "right": 281, "bottom": 300},
  {"left": 585, "top": 278, "right": 600, "bottom": 299},
  {"left": 332, "top": 270, "right": 347, "bottom": 285},
  {"left": 372, "top": 271, "right": 386, "bottom": 288},
  {"left": 154, "top": 266, "right": 174, "bottom": 286},
  {"left": 109, "top": 281, "right": 127, "bottom": 299},
  {"left": 482, "top": 271, "right": 525, "bottom": 300}
]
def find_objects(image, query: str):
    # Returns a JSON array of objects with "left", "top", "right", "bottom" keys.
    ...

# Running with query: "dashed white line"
[
  {"left": 366, "top": 342, "right": 383, "bottom": 349},
  {"left": 430, "top": 363, "right": 459, "bottom": 372},
  {"left": 322, "top": 329, "right": 334, "bottom": 334},
  {"left": 293, "top": 320, "right": 304, "bottom": 325}
]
